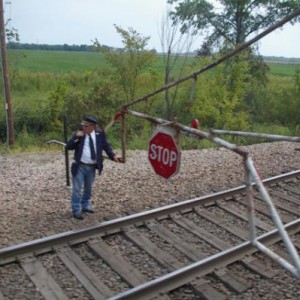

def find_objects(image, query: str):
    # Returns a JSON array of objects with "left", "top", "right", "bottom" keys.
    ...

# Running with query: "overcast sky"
[{"left": 6, "top": 0, "right": 300, "bottom": 58}]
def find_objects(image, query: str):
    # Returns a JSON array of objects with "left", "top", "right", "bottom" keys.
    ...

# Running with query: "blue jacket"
[{"left": 66, "top": 129, "right": 116, "bottom": 176}]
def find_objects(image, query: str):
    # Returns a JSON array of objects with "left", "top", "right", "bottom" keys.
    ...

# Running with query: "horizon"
[
  {"left": 7, "top": 42, "right": 300, "bottom": 60},
  {"left": 6, "top": 1, "right": 300, "bottom": 59}
]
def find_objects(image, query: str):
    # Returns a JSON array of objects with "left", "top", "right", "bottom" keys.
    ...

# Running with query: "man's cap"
[{"left": 81, "top": 116, "right": 98, "bottom": 126}]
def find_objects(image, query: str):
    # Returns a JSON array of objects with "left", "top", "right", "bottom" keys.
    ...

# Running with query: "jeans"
[{"left": 71, "top": 164, "right": 95, "bottom": 215}]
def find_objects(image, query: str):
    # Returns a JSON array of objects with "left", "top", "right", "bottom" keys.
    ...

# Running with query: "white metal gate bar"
[
  {"left": 255, "top": 241, "right": 300, "bottom": 278},
  {"left": 246, "top": 157, "right": 300, "bottom": 278},
  {"left": 124, "top": 109, "right": 248, "bottom": 157},
  {"left": 210, "top": 129, "right": 300, "bottom": 143}
]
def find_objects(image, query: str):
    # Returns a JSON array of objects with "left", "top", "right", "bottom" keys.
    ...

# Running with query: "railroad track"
[{"left": 1, "top": 170, "right": 300, "bottom": 300}]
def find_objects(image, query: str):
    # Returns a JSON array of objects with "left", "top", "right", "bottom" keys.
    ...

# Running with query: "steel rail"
[
  {"left": 109, "top": 218, "right": 300, "bottom": 300},
  {"left": 1, "top": 169, "right": 300, "bottom": 264}
]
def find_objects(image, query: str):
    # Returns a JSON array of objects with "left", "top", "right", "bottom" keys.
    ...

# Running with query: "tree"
[
  {"left": 167, "top": 0, "right": 300, "bottom": 126},
  {"left": 167, "top": 0, "right": 300, "bottom": 53},
  {"left": 159, "top": 5, "right": 195, "bottom": 120},
  {"left": 190, "top": 56, "right": 250, "bottom": 130},
  {"left": 93, "top": 25, "right": 156, "bottom": 102},
  {"left": 5, "top": 19, "right": 19, "bottom": 43}
]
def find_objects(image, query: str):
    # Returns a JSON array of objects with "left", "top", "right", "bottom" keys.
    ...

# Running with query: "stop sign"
[{"left": 148, "top": 129, "right": 181, "bottom": 179}]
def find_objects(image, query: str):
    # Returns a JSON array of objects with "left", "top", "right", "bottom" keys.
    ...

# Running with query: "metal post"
[{"left": 244, "top": 157, "right": 257, "bottom": 241}]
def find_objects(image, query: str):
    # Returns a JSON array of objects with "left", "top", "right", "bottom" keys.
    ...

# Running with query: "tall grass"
[{"left": 1, "top": 49, "right": 299, "bottom": 153}]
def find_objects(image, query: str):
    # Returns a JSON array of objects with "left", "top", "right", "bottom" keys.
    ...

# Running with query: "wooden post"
[
  {"left": 121, "top": 110, "right": 126, "bottom": 163},
  {"left": 63, "top": 116, "right": 70, "bottom": 186},
  {"left": 0, "top": 0, "right": 14, "bottom": 146}
]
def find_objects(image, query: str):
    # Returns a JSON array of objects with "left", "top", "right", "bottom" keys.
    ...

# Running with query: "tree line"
[{"left": 7, "top": 42, "right": 98, "bottom": 52}]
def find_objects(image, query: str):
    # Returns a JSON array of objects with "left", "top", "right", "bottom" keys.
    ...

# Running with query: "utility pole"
[{"left": 0, "top": 0, "right": 14, "bottom": 146}]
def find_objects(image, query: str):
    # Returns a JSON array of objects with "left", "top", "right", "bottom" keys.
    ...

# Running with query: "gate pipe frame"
[
  {"left": 116, "top": 9, "right": 300, "bottom": 279},
  {"left": 121, "top": 108, "right": 300, "bottom": 278},
  {"left": 246, "top": 157, "right": 300, "bottom": 278}
]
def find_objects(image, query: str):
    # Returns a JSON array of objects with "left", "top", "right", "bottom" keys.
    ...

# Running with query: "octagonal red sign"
[{"left": 148, "top": 129, "right": 181, "bottom": 179}]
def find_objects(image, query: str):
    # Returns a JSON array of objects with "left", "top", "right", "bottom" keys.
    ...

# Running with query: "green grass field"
[
  {"left": 8, "top": 49, "right": 300, "bottom": 77},
  {"left": 267, "top": 62, "right": 299, "bottom": 77},
  {"left": 8, "top": 49, "right": 108, "bottom": 73}
]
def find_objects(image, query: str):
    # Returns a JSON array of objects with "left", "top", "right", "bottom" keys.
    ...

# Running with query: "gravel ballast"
[
  {"left": 1, "top": 141, "right": 300, "bottom": 248},
  {"left": 1, "top": 141, "right": 300, "bottom": 299}
]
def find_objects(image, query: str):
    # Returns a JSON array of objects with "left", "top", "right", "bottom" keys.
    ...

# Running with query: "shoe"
[
  {"left": 73, "top": 213, "right": 84, "bottom": 220},
  {"left": 82, "top": 208, "right": 94, "bottom": 213}
]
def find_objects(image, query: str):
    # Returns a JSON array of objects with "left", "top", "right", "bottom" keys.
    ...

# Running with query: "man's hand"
[
  {"left": 114, "top": 155, "right": 124, "bottom": 163},
  {"left": 76, "top": 130, "right": 85, "bottom": 137}
]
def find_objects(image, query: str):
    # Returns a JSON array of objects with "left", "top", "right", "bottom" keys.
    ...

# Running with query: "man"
[{"left": 66, "top": 116, "right": 121, "bottom": 220}]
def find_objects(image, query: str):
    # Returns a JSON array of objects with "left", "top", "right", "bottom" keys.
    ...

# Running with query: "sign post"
[{"left": 148, "top": 127, "right": 181, "bottom": 180}]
